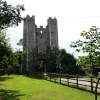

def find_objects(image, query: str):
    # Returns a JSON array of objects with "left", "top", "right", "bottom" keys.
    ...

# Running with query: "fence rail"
[{"left": 44, "top": 73, "right": 100, "bottom": 94}]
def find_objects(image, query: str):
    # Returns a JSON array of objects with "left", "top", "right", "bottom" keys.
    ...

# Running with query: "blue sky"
[{"left": 6, "top": 0, "right": 100, "bottom": 57}]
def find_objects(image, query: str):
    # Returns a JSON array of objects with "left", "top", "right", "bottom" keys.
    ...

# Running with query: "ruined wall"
[
  {"left": 48, "top": 17, "right": 58, "bottom": 49},
  {"left": 36, "top": 26, "right": 49, "bottom": 54},
  {"left": 23, "top": 15, "right": 58, "bottom": 74},
  {"left": 23, "top": 15, "right": 36, "bottom": 73}
]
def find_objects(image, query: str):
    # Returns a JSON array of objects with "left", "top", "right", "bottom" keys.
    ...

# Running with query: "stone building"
[{"left": 22, "top": 15, "right": 58, "bottom": 74}]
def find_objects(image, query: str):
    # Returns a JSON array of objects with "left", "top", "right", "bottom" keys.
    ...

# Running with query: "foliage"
[
  {"left": 35, "top": 48, "right": 83, "bottom": 75},
  {"left": 0, "top": 0, "right": 25, "bottom": 29},
  {"left": 70, "top": 26, "right": 100, "bottom": 68},
  {"left": 46, "top": 47, "right": 60, "bottom": 73},
  {"left": 1, "top": 52, "right": 20, "bottom": 67},
  {"left": 0, "top": 30, "right": 12, "bottom": 63},
  {"left": 17, "top": 39, "right": 23, "bottom": 46},
  {"left": 76, "top": 55, "right": 91, "bottom": 68},
  {"left": 60, "top": 49, "right": 82, "bottom": 74},
  {"left": 35, "top": 60, "right": 46, "bottom": 72},
  {"left": 0, "top": 0, "right": 25, "bottom": 74},
  {"left": 0, "top": 30, "right": 20, "bottom": 75},
  {"left": 1, "top": 52, "right": 20, "bottom": 74}
]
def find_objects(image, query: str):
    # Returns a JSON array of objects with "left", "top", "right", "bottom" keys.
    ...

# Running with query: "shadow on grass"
[
  {"left": 0, "top": 89, "right": 25, "bottom": 100},
  {"left": 0, "top": 76, "right": 14, "bottom": 82},
  {"left": 26, "top": 72, "right": 44, "bottom": 80}
]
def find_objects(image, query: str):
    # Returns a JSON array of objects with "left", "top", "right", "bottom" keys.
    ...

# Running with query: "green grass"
[
  {"left": 0, "top": 75, "right": 100, "bottom": 100},
  {"left": 93, "top": 78, "right": 100, "bottom": 83}
]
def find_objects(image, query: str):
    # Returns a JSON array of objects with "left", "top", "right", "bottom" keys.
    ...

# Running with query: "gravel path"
[{"left": 61, "top": 78, "right": 100, "bottom": 92}]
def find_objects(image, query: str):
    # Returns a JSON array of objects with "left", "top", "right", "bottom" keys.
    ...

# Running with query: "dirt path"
[{"left": 61, "top": 78, "right": 100, "bottom": 92}]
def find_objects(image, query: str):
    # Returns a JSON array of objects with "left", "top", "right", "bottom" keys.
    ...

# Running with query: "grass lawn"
[{"left": 0, "top": 75, "right": 100, "bottom": 100}]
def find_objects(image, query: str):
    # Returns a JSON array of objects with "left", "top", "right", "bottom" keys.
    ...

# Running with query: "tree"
[
  {"left": 46, "top": 47, "right": 60, "bottom": 73},
  {"left": 59, "top": 49, "right": 83, "bottom": 74},
  {"left": 34, "top": 47, "right": 60, "bottom": 73},
  {"left": 0, "top": 30, "right": 12, "bottom": 62},
  {"left": 1, "top": 52, "right": 20, "bottom": 74},
  {"left": 76, "top": 55, "right": 91, "bottom": 68},
  {"left": 70, "top": 26, "right": 100, "bottom": 68},
  {"left": 0, "top": 30, "right": 12, "bottom": 74},
  {"left": 34, "top": 47, "right": 83, "bottom": 75},
  {"left": 0, "top": 1, "right": 25, "bottom": 74},
  {"left": 0, "top": 30, "right": 21, "bottom": 75},
  {"left": 0, "top": 0, "right": 25, "bottom": 29}
]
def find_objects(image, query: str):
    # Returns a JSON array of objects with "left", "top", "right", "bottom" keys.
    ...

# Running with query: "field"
[{"left": 0, "top": 75, "right": 100, "bottom": 100}]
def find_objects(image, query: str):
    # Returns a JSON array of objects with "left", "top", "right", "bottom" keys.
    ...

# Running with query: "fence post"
[
  {"left": 60, "top": 73, "right": 61, "bottom": 84},
  {"left": 67, "top": 74, "right": 69, "bottom": 86},
  {"left": 76, "top": 74, "right": 78, "bottom": 88},
  {"left": 91, "top": 76, "right": 93, "bottom": 93},
  {"left": 95, "top": 78, "right": 100, "bottom": 100}
]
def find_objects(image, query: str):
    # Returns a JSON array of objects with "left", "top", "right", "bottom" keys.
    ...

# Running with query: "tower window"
[
  {"left": 36, "top": 31, "right": 38, "bottom": 35},
  {"left": 40, "top": 31, "right": 43, "bottom": 34}
]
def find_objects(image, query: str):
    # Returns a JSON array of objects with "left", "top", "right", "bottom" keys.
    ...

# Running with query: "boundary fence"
[{"left": 44, "top": 73, "right": 100, "bottom": 94}]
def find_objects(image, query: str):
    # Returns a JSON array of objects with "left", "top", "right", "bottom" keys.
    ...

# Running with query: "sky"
[{"left": 6, "top": 0, "right": 100, "bottom": 57}]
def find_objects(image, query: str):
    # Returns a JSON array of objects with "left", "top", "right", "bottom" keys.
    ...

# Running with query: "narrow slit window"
[{"left": 40, "top": 31, "right": 43, "bottom": 34}]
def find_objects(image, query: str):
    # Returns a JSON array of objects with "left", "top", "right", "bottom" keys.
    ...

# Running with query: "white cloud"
[{"left": 6, "top": 0, "right": 100, "bottom": 57}]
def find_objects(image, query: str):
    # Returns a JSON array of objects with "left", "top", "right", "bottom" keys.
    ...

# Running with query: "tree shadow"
[
  {"left": 25, "top": 72, "right": 44, "bottom": 80},
  {"left": 0, "top": 76, "right": 14, "bottom": 81},
  {"left": 0, "top": 89, "right": 25, "bottom": 100}
]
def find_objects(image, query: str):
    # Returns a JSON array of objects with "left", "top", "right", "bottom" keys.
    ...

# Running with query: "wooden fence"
[{"left": 44, "top": 73, "right": 100, "bottom": 94}]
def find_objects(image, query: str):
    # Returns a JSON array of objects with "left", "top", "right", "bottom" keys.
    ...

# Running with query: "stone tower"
[{"left": 22, "top": 15, "right": 58, "bottom": 74}]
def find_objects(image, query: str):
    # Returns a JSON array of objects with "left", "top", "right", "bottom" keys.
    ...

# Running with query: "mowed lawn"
[{"left": 0, "top": 75, "right": 100, "bottom": 100}]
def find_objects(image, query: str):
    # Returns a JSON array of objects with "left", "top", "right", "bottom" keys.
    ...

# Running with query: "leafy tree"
[
  {"left": 1, "top": 52, "right": 20, "bottom": 74},
  {"left": 46, "top": 47, "right": 60, "bottom": 73},
  {"left": 76, "top": 55, "right": 91, "bottom": 68},
  {"left": 0, "top": 0, "right": 25, "bottom": 29},
  {"left": 0, "top": 0, "right": 25, "bottom": 74},
  {"left": 35, "top": 48, "right": 83, "bottom": 75},
  {"left": 0, "top": 30, "right": 12, "bottom": 61},
  {"left": 60, "top": 49, "right": 82, "bottom": 74},
  {"left": 70, "top": 26, "right": 100, "bottom": 68},
  {"left": 34, "top": 47, "right": 59, "bottom": 73},
  {"left": 0, "top": 30, "right": 21, "bottom": 74},
  {"left": 0, "top": 30, "right": 11, "bottom": 74},
  {"left": 35, "top": 60, "right": 46, "bottom": 72}
]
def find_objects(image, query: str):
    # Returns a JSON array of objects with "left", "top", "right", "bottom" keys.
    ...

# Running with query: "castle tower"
[
  {"left": 23, "top": 15, "right": 36, "bottom": 73},
  {"left": 22, "top": 15, "right": 58, "bottom": 74},
  {"left": 48, "top": 17, "right": 58, "bottom": 49}
]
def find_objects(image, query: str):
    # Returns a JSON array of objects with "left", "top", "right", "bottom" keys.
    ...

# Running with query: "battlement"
[
  {"left": 48, "top": 17, "right": 57, "bottom": 20},
  {"left": 26, "top": 15, "right": 30, "bottom": 17},
  {"left": 26, "top": 15, "right": 35, "bottom": 18}
]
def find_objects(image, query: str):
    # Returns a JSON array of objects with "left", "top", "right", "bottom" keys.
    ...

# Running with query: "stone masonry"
[{"left": 22, "top": 15, "right": 58, "bottom": 74}]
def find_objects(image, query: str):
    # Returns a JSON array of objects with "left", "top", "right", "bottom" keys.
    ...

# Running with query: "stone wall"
[{"left": 22, "top": 15, "right": 58, "bottom": 74}]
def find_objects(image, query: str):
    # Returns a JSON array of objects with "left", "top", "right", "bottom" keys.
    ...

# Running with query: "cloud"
[{"left": 6, "top": 0, "right": 100, "bottom": 57}]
